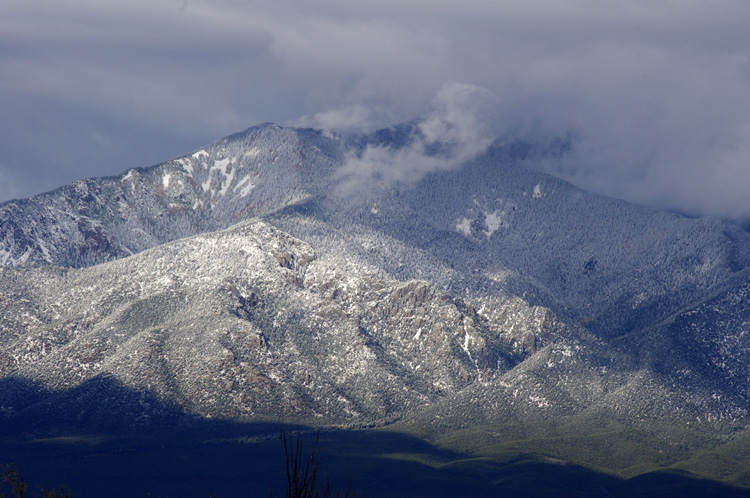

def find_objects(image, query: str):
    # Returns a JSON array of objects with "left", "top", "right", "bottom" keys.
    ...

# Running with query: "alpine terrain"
[{"left": 2, "top": 119, "right": 750, "bottom": 496}]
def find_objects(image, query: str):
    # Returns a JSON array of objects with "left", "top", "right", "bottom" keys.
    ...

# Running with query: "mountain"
[
  {"left": 4, "top": 123, "right": 748, "bottom": 332},
  {"left": 2, "top": 121, "right": 750, "bottom": 491},
  {"left": 0, "top": 124, "right": 331, "bottom": 268},
  {"left": 0, "top": 219, "right": 565, "bottom": 431}
]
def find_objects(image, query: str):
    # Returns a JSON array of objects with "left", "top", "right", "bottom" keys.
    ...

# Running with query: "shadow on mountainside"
[
  {"left": 0, "top": 375, "right": 192, "bottom": 438},
  {"left": 1, "top": 375, "right": 750, "bottom": 497}
]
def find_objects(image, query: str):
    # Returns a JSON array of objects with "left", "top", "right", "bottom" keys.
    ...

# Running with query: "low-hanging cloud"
[
  {"left": 2, "top": 0, "right": 750, "bottom": 221},
  {"left": 515, "top": 38, "right": 750, "bottom": 221},
  {"left": 290, "top": 105, "right": 391, "bottom": 134},
  {"left": 334, "top": 83, "right": 501, "bottom": 199}
]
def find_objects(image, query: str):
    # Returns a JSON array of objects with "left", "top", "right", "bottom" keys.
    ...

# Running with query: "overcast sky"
[{"left": 2, "top": 1, "right": 750, "bottom": 221}]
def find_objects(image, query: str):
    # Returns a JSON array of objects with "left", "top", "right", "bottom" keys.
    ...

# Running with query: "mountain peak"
[{"left": 3, "top": 121, "right": 750, "bottom": 451}]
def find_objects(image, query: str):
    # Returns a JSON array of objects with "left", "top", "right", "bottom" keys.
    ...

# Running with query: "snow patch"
[
  {"left": 162, "top": 173, "right": 171, "bottom": 189},
  {"left": 456, "top": 218, "right": 472, "bottom": 237},
  {"left": 192, "top": 150, "right": 208, "bottom": 160},
  {"left": 532, "top": 183, "right": 543, "bottom": 199},
  {"left": 121, "top": 169, "right": 138, "bottom": 195},
  {"left": 214, "top": 158, "right": 235, "bottom": 197},
  {"left": 201, "top": 158, "right": 236, "bottom": 197},
  {"left": 121, "top": 170, "right": 136, "bottom": 182},
  {"left": 177, "top": 158, "right": 194, "bottom": 176},
  {"left": 214, "top": 158, "right": 231, "bottom": 173},
  {"left": 462, "top": 333, "right": 473, "bottom": 355},
  {"left": 234, "top": 176, "right": 255, "bottom": 196},
  {"left": 483, "top": 210, "right": 503, "bottom": 238}
]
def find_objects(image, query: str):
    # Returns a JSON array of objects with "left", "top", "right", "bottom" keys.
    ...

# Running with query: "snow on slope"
[
  {"left": 0, "top": 219, "right": 565, "bottom": 428},
  {"left": 3, "top": 121, "right": 750, "bottom": 436}
]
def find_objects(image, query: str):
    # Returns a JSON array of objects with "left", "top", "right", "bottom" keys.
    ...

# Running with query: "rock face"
[
  {"left": 2, "top": 121, "right": 750, "bottom": 437},
  {"left": 0, "top": 220, "right": 565, "bottom": 428}
]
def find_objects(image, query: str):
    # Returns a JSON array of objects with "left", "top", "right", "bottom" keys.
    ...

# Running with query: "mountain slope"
[
  {"left": 2, "top": 217, "right": 748, "bottom": 462},
  {"left": 2, "top": 120, "right": 750, "bottom": 486},
  {"left": 4, "top": 122, "right": 748, "bottom": 341},
  {"left": 0, "top": 124, "right": 333, "bottom": 267},
  {"left": 0, "top": 219, "right": 566, "bottom": 431}
]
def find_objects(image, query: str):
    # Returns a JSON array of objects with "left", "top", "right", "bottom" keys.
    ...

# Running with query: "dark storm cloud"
[{"left": 2, "top": 0, "right": 750, "bottom": 221}]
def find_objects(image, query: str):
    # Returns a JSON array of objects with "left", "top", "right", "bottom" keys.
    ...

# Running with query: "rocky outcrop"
[{"left": 0, "top": 220, "right": 564, "bottom": 428}]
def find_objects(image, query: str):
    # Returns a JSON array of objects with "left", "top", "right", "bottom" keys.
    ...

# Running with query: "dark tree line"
[{"left": 0, "top": 465, "right": 71, "bottom": 498}]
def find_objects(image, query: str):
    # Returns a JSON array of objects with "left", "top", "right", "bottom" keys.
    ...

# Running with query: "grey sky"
[{"left": 2, "top": 1, "right": 750, "bottom": 221}]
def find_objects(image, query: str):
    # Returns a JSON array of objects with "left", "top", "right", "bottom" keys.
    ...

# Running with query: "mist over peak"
[
  {"left": 333, "top": 83, "right": 504, "bottom": 199},
  {"left": 4, "top": 0, "right": 750, "bottom": 222}
]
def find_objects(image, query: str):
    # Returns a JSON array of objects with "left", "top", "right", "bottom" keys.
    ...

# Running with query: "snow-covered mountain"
[
  {"left": 0, "top": 219, "right": 567, "bottom": 431},
  {"left": 0, "top": 124, "right": 332, "bottom": 268},
  {"left": 2, "top": 121, "right": 750, "bottom": 453}
]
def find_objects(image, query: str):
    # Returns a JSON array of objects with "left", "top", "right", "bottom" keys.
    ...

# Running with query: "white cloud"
[
  {"left": 335, "top": 83, "right": 501, "bottom": 198},
  {"left": 289, "top": 105, "right": 391, "bottom": 134},
  {"left": 418, "top": 83, "right": 499, "bottom": 147}
]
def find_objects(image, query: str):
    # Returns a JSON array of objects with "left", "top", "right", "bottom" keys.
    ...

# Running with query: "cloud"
[
  {"left": 1, "top": 0, "right": 750, "bottom": 221},
  {"left": 516, "top": 38, "right": 750, "bottom": 220},
  {"left": 418, "top": 83, "right": 500, "bottom": 147},
  {"left": 289, "top": 105, "right": 391, "bottom": 134},
  {"left": 335, "top": 83, "right": 501, "bottom": 198}
]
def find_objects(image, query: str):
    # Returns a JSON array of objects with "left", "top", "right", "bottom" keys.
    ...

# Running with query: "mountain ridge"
[
  {"left": 1, "top": 217, "right": 569, "bottom": 428},
  {"left": 2, "top": 120, "right": 750, "bottom": 490}
]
